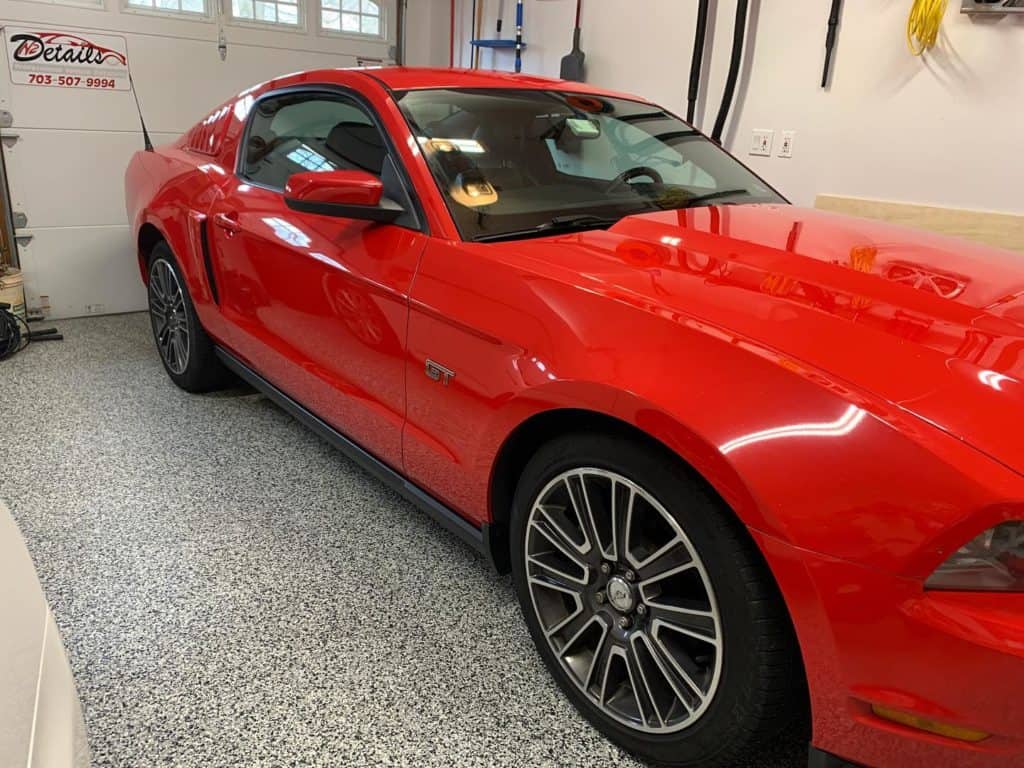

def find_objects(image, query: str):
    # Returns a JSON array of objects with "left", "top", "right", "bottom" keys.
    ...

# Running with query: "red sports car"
[{"left": 124, "top": 67, "right": 1024, "bottom": 768}]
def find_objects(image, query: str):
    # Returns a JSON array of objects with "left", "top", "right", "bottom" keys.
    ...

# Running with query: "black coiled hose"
[
  {"left": 0, "top": 303, "right": 29, "bottom": 361},
  {"left": 687, "top": 0, "right": 711, "bottom": 124},
  {"left": 711, "top": 0, "right": 749, "bottom": 144}
]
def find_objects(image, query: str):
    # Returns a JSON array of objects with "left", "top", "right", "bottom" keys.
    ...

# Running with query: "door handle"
[{"left": 213, "top": 212, "right": 241, "bottom": 234}]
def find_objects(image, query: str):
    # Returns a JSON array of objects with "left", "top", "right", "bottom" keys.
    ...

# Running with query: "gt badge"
[{"left": 425, "top": 359, "right": 455, "bottom": 386}]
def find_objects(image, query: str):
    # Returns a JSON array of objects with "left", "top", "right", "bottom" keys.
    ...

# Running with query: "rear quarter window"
[{"left": 184, "top": 104, "right": 232, "bottom": 156}]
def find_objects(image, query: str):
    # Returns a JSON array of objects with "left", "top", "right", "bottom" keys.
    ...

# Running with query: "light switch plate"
[
  {"left": 750, "top": 129, "right": 774, "bottom": 157},
  {"left": 779, "top": 131, "right": 796, "bottom": 158}
]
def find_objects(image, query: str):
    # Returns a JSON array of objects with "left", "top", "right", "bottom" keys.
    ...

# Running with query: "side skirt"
[
  {"left": 808, "top": 746, "right": 863, "bottom": 768},
  {"left": 215, "top": 346, "right": 501, "bottom": 570}
]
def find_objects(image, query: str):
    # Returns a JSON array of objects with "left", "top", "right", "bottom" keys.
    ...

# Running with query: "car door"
[{"left": 207, "top": 88, "right": 428, "bottom": 470}]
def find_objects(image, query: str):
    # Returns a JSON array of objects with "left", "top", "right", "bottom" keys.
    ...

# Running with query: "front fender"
[
  {"left": 477, "top": 310, "right": 1024, "bottom": 579},
  {"left": 406, "top": 237, "right": 1024, "bottom": 577}
]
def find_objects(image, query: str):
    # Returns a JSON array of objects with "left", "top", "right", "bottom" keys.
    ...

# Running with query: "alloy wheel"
[
  {"left": 525, "top": 468, "right": 723, "bottom": 733},
  {"left": 148, "top": 258, "right": 190, "bottom": 375}
]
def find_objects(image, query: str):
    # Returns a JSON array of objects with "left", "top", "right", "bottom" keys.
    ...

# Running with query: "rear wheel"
[
  {"left": 510, "top": 433, "right": 807, "bottom": 767},
  {"left": 147, "top": 241, "right": 230, "bottom": 393}
]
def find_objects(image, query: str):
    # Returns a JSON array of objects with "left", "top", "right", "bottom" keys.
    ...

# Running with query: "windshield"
[{"left": 396, "top": 88, "right": 785, "bottom": 242}]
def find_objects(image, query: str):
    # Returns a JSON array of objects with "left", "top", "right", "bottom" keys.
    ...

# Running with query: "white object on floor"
[{"left": 0, "top": 501, "right": 90, "bottom": 768}]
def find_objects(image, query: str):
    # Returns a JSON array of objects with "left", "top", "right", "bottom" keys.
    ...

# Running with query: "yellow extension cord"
[{"left": 907, "top": 0, "right": 948, "bottom": 55}]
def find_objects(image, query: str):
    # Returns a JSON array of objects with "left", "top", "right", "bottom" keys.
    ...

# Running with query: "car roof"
[{"left": 351, "top": 66, "right": 647, "bottom": 101}]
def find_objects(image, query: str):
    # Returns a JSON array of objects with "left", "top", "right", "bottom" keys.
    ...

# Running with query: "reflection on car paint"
[{"left": 719, "top": 404, "right": 867, "bottom": 455}]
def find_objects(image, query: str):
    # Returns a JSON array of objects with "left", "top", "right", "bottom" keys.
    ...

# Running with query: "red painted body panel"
[
  {"left": 124, "top": 67, "right": 1024, "bottom": 768},
  {"left": 209, "top": 181, "right": 423, "bottom": 469},
  {"left": 364, "top": 65, "right": 642, "bottom": 101},
  {"left": 759, "top": 532, "right": 1024, "bottom": 767}
]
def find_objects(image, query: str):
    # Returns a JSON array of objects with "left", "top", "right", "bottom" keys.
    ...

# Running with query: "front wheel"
[{"left": 510, "top": 433, "right": 807, "bottom": 767}]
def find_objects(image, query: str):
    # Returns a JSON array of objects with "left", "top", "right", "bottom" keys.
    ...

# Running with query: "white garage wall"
[
  {"left": 458, "top": 0, "right": 1024, "bottom": 215},
  {"left": 0, "top": 0, "right": 414, "bottom": 319},
  {"left": 406, "top": 0, "right": 451, "bottom": 67}
]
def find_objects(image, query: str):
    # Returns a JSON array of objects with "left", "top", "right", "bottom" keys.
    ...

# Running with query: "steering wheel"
[{"left": 605, "top": 166, "right": 663, "bottom": 194}]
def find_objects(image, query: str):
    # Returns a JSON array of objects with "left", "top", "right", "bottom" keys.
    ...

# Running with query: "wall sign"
[{"left": 4, "top": 27, "right": 129, "bottom": 91}]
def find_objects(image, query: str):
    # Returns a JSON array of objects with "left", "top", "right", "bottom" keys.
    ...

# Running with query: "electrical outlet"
[
  {"left": 86, "top": 303, "right": 105, "bottom": 315},
  {"left": 779, "top": 131, "right": 796, "bottom": 158},
  {"left": 750, "top": 129, "right": 774, "bottom": 157}
]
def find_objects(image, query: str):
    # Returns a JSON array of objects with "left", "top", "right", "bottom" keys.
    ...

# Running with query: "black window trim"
[{"left": 234, "top": 83, "right": 429, "bottom": 235}]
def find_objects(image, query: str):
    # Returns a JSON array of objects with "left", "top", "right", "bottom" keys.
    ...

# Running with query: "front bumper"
[{"left": 755, "top": 531, "right": 1024, "bottom": 768}]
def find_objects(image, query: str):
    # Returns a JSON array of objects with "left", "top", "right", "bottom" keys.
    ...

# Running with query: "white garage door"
[{"left": 0, "top": 1, "right": 397, "bottom": 320}]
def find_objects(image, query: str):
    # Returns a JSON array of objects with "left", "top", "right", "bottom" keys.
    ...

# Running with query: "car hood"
[{"left": 514, "top": 204, "right": 1024, "bottom": 473}]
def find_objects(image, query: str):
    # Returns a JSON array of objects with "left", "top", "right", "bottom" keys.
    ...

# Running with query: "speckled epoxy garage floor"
[{"left": 0, "top": 313, "right": 806, "bottom": 768}]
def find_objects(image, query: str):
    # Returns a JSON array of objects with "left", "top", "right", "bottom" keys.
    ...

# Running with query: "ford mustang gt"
[{"left": 125, "top": 67, "right": 1024, "bottom": 768}]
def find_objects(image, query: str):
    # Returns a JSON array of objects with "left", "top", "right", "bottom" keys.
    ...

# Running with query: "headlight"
[{"left": 926, "top": 521, "right": 1024, "bottom": 591}]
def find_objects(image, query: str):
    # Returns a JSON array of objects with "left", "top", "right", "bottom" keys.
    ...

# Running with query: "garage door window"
[
  {"left": 321, "top": 0, "right": 382, "bottom": 37},
  {"left": 231, "top": 0, "right": 301, "bottom": 26},
  {"left": 126, "top": 0, "right": 207, "bottom": 14},
  {"left": 242, "top": 94, "right": 388, "bottom": 191},
  {"left": 27, "top": 0, "right": 103, "bottom": 7}
]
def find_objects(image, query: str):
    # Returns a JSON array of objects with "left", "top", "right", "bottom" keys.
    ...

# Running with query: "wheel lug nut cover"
[{"left": 600, "top": 563, "right": 611, "bottom": 575}]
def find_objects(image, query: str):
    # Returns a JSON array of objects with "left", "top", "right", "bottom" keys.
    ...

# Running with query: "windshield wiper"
[
  {"left": 682, "top": 188, "right": 750, "bottom": 207},
  {"left": 473, "top": 214, "right": 622, "bottom": 243}
]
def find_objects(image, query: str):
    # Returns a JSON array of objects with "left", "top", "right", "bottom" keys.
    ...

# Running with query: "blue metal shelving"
[{"left": 470, "top": 0, "right": 526, "bottom": 73}]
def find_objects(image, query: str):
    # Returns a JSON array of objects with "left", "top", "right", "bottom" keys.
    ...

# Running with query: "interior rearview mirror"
[{"left": 284, "top": 170, "right": 404, "bottom": 223}]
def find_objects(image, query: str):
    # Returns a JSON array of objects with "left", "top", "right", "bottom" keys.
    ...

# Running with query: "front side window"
[
  {"left": 397, "top": 89, "right": 785, "bottom": 242},
  {"left": 242, "top": 93, "right": 388, "bottom": 190},
  {"left": 321, "top": 0, "right": 382, "bottom": 36},
  {"left": 232, "top": 0, "right": 301, "bottom": 26}
]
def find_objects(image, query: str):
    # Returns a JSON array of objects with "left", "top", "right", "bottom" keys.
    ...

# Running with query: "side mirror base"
[{"left": 284, "top": 195, "right": 404, "bottom": 223}]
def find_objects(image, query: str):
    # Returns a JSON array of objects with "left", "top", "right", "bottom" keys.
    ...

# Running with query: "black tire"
[
  {"left": 510, "top": 432, "right": 808, "bottom": 767},
  {"left": 146, "top": 241, "right": 231, "bottom": 393}
]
